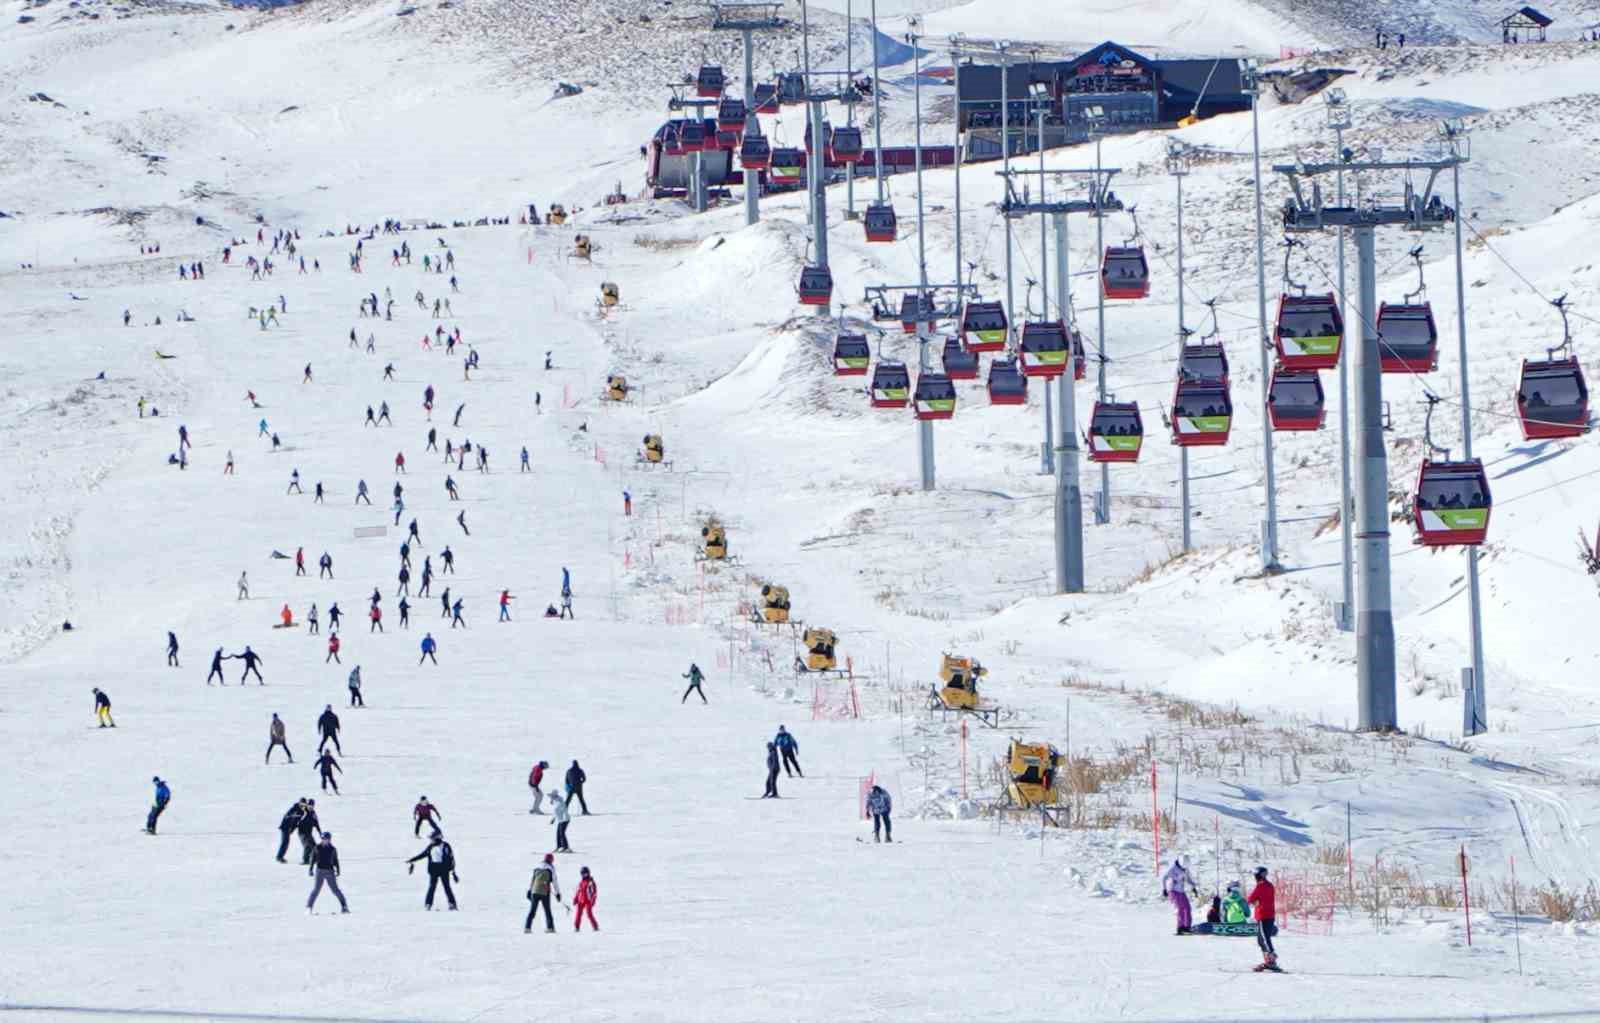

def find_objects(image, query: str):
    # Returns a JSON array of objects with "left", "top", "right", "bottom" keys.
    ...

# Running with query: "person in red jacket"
[
  {"left": 528, "top": 760, "right": 549, "bottom": 814},
  {"left": 370, "top": 604, "right": 384, "bottom": 633},
  {"left": 326, "top": 633, "right": 341, "bottom": 664},
  {"left": 414, "top": 796, "right": 442, "bottom": 837},
  {"left": 1247, "top": 866, "right": 1280, "bottom": 971},
  {"left": 573, "top": 866, "right": 598, "bottom": 931}
]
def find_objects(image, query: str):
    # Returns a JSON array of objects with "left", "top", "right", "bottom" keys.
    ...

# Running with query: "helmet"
[
  {"left": 580, "top": 866, "right": 591, "bottom": 876},
  {"left": 1254, "top": 865, "right": 1269, "bottom": 880},
  {"left": 1226, "top": 881, "right": 1241, "bottom": 893}
]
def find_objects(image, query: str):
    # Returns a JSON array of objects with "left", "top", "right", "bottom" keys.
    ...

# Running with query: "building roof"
[{"left": 1501, "top": 6, "right": 1553, "bottom": 27}]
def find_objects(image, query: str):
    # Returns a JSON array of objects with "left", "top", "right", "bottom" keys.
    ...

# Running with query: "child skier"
[
  {"left": 1163, "top": 857, "right": 1199, "bottom": 935},
  {"left": 573, "top": 867, "right": 598, "bottom": 932}
]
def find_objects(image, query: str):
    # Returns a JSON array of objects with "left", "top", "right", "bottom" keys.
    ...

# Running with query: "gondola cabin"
[
  {"left": 827, "top": 125, "right": 864, "bottom": 163},
  {"left": 1180, "top": 341, "right": 1229, "bottom": 385},
  {"left": 1266, "top": 367, "right": 1326, "bottom": 431},
  {"left": 641, "top": 433, "right": 665, "bottom": 464},
  {"left": 695, "top": 65, "right": 725, "bottom": 97},
  {"left": 797, "top": 265, "right": 833, "bottom": 307},
  {"left": 987, "top": 357, "right": 1028, "bottom": 405},
  {"left": 759, "top": 583, "right": 791, "bottom": 624},
  {"left": 1171, "top": 378, "right": 1231, "bottom": 446},
  {"left": 1517, "top": 357, "right": 1590, "bottom": 439},
  {"left": 753, "top": 83, "right": 779, "bottom": 114},
  {"left": 701, "top": 522, "right": 727, "bottom": 560},
  {"left": 1275, "top": 293, "right": 1343, "bottom": 371},
  {"left": 678, "top": 120, "right": 708, "bottom": 153},
  {"left": 739, "top": 133, "right": 772, "bottom": 170},
  {"left": 769, "top": 148, "right": 804, "bottom": 186},
  {"left": 1413, "top": 460, "right": 1491, "bottom": 546},
  {"left": 869, "top": 361, "right": 910, "bottom": 408},
  {"left": 960, "top": 301, "right": 1009, "bottom": 352},
  {"left": 605, "top": 374, "right": 629, "bottom": 402},
  {"left": 663, "top": 126, "right": 684, "bottom": 157},
  {"left": 777, "top": 72, "right": 807, "bottom": 105},
  {"left": 1087, "top": 401, "right": 1144, "bottom": 463},
  {"left": 1019, "top": 321, "right": 1070, "bottom": 378},
  {"left": 832, "top": 333, "right": 871, "bottom": 376},
  {"left": 898, "top": 293, "right": 934, "bottom": 333},
  {"left": 1101, "top": 246, "right": 1151, "bottom": 300},
  {"left": 801, "top": 627, "right": 838, "bottom": 672},
  {"left": 717, "top": 98, "right": 748, "bottom": 132},
  {"left": 714, "top": 129, "right": 740, "bottom": 150},
  {"left": 1376, "top": 303, "right": 1439, "bottom": 374},
  {"left": 913, "top": 372, "right": 957, "bottom": 420},
  {"left": 941, "top": 336, "right": 978, "bottom": 380},
  {"left": 863, "top": 202, "right": 897, "bottom": 243}
]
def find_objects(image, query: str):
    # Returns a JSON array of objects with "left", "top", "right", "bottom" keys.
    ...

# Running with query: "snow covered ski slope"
[{"left": 5, "top": 0, "right": 1600, "bottom": 1019}]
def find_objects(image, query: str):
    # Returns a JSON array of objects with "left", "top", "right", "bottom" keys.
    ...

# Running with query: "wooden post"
[{"left": 1151, "top": 760, "right": 1161, "bottom": 876}]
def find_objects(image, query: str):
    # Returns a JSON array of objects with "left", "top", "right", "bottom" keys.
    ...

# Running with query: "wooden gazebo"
[{"left": 1500, "top": 6, "right": 1552, "bottom": 42}]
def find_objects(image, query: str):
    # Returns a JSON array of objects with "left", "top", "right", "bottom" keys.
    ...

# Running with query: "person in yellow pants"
[{"left": 93, "top": 687, "right": 116, "bottom": 728}]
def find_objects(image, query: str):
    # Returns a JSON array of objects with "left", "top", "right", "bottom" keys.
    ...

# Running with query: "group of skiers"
[{"left": 1163, "top": 858, "right": 1282, "bottom": 971}]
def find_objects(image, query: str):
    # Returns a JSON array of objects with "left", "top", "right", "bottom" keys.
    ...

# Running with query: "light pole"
[
  {"left": 1247, "top": 61, "right": 1282, "bottom": 571},
  {"left": 1168, "top": 140, "right": 1192, "bottom": 553},
  {"left": 909, "top": 20, "right": 934, "bottom": 491}
]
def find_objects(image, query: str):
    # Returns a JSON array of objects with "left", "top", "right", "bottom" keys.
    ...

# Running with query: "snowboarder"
[
  {"left": 564, "top": 760, "right": 589, "bottom": 815},
  {"left": 419, "top": 632, "right": 438, "bottom": 665},
  {"left": 166, "top": 631, "right": 180, "bottom": 667},
  {"left": 866, "top": 784, "right": 892, "bottom": 842},
  {"left": 681, "top": 663, "right": 707, "bottom": 704},
  {"left": 774, "top": 725, "right": 802, "bottom": 777},
  {"left": 1163, "top": 857, "right": 1199, "bottom": 935},
  {"left": 348, "top": 666, "right": 364, "bottom": 707},
  {"left": 267, "top": 713, "right": 293, "bottom": 763},
  {"left": 315, "top": 750, "right": 342, "bottom": 794},
  {"left": 1222, "top": 881, "right": 1250, "bottom": 925},
  {"left": 276, "top": 798, "right": 307, "bottom": 862},
  {"left": 762, "top": 743, "right": 780, "bottom": 798},
  {"left": 524, "top": 854, "right": 561, "bottom": 933},
  {"left": 207, "top": 647, "right": 227, "bottom": 685},
  {"left": 406, "top": 833, "right": 459, "bottom": 911},
  {"left": 93, "top": 687, "right": 116, "bottom": 728},
  {"left": 235, "top": 646, "right": 264, "bottom": 684},
  {"left": 528, "top": 760, "right": 549, "bottom": 814},
  {"left": 317, "top": 705, "right": 342, "bottom": 754},
  {"left": 306, "top": 832, "right": 349, "bottom": 914},
  {"left": 145, "top": 776, "right": 171, "bottom": 834},
  {"left": 414, "top": 797, "right": 442, "bottom": 837},
  {"left": 549, "top": 795, "right": 573, "bottom": 852},
  {"left": 573, "top": 866, "right": 598, "bottom": 932},
  {"left": 1248, "top": 866, "right": 1280, "bottom": 971}
]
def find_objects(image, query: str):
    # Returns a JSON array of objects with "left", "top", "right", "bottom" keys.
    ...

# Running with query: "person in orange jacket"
[
  {"left": 573, "top": 866, "right": 598, "bottom": 931},
  {"left": 280, "top": 604, "right": 294, "bottom": 628}
]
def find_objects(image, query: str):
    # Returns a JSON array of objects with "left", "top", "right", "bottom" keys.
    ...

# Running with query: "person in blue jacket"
[
  {"left": 166, "top": 631, "right": 180, "bottom": 668},
  {"left": 774, "top": 725, "right": 802, "bottom": 777},
  {"left": 419, "top": 632, "right": 438, "bottom": 665},
  {"left": 561, "top": 567, "right": 571, "bottom": 597},
  {"left": 866, "top": 784, "right": 892, "bottom": 843},
  {"left": 146, "top": 777, "right": 171, "bottom": 834}
]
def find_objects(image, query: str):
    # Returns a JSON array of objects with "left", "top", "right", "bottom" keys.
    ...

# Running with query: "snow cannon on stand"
[
  {"left": 931, "top": 654, "right": 998, "bottom": 727},
  {"left": 605, "top": 374, "right": 630, "bottom": 402},
  {"left": 637, "top": 433, "right": 669, "bottom": 469},
  {"left": 571, "top": 234, "right": 594, "bottom": 262},
  {"left": 1005, "top": 740, "right": 1061, "bottom": 810},
  {"left": 794, "top": 627, "right": 840, "bottom": 674},
  {"left": 547, "top": 204, "right": 568, "bottom": 226},
  {"left": 755, "top": 583, "right": 790, "bottom": 626},
  {"left": 598, "top": 282, "right": 621, "bottom": 309},
  {"left": 701, "top": 521, "right": 727, "bottom": 561}
]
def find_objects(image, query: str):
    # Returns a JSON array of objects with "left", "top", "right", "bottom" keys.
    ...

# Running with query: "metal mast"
[
  {"left": 1327, "top": 88, "right": 1355, "bottom": 630},
  {"left": 1247, "top": 61, "right": 1282, "bottom": 570}
]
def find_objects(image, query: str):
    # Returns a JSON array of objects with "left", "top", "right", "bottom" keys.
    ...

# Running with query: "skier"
[
  {"left": 370, "top": 604, "right": 384, "bottom": 633},
  {"left": 524, "top": 854, "right": 561, "bottom": 934},
  {"left": 681, "top": 663, "right": 707, "bottom": 704},
  {"left": 348, "top": 666, "right": 364, "bottom": 707},
  {"left": 414, "top": 797, "right": 442, "bottom": 837},
  {"left": 866, "top": 784, "right": 893, "bottom": 842},
  {"left": 445, "top": 476, "right": 459, "bottom": 501},
  {"left": 206, "top": 647, "right": 227, "bottom": 685},
  {"left": 296, "top": 798, "right": 322, "bottom": 863},
  {"left": 450, "top": 598, "right": 466, "bottom": 629},
  {"left": 398, "top": 597, "right": 411, "bottom": 629},
  {"left": 453, "top": 402, "right": 465, "bottom": 427},
  {"left": 440, "top": 589, "right": 451, "bottom": 618},
  {"left": 308, "top": 604, "right": 320, "bottom": 635},
  {"left": 314, "top": 481, "right": 323, "bottom": 503},
  {"left": 267, "top": 713, "right": 293, "bottom": 764},
  {"left": 317, "top": 704, "right": 342, "bottom": 754},
  {"left": 93, "top": 687, "right": 116, "bottom": 728},
  {"left": 623, "top": 490, "right": 631, "bottom": 516},
  {"left": 356, "top": 480, "right": 371, "bottom": 505},
  {"left": 1163, "top": 857, "right": 1199, "bottom": 935},
  {"left": 419, "top": 632, "right": 438, "bottom": 665},
  {"left": 166, "top": 631, "right": 180, "bottom": 667},
  {"left": 306, "top": 832, "right": 350, "bottom": 914},
  {"left": 365, "top": 406, "right": 377, "bottom": 427},
  {"left": 276, "top": 798, "right": 307, "bottom": 862},
  {"left": 237, "top": 571, "right": 250, "bottom": 601},
  {"left": 295, "top": 547, "right": 306, "bottom": 576},
  {"left": 498, "top": 590, "right": 513, "bottom": 622},
  {"left": 288, "top": 469, "right": 303, "bottom": 495},
  {"left": 1248, "top": 866, "right": 1281, "bottom": 971},
  {"left": 762, "top": 742, "right": 781, "bottom": 799},
  {"left": 520, "top": 447, "right": 530, "bottom": 473},
  {"left": 328, "top": 603, "right": 343, "bottom": 629},
  {"left": 564, "top": 760, "right": 589, "bottom": 815},
  {"left": 549, "top": 795, "right": 573, "bottom": 852},
  {"left": 528, "top": 760, "right": 549, "bottom": 814},
  {"left": 314, "top": 749, "right": 342, "bottom": 794},
  {"left": 394, "top": 450, "right": 405, "bottom": 473},
  {"left": 456, "top": 510, "right": 469, "bottom": 536},
  {"left": 145, "top": 776, "right": 171, "bottom": 834},
  {"left": 406, "top": 833, "right": 459, "bottom": 911},
  {"left": 427, "top": 427, "right": 438, "bottom": 452},
  {"left": 573, "top": 866, "right": 598, "bottom": 932},
  {"left": 774, "top": 725, "right": 802, "bottom": 777},
  {"left": 235, "top": 646, "right": 264, "bottom": 684},
  {"left": 317, "top": 552, "right": 333, "bottom": 580},
  {"left": 326, "top": 632, "right": 342, "bottom": 664},
  {"left": 440, "top": 547, "right": 454, "bottom": 574}
]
